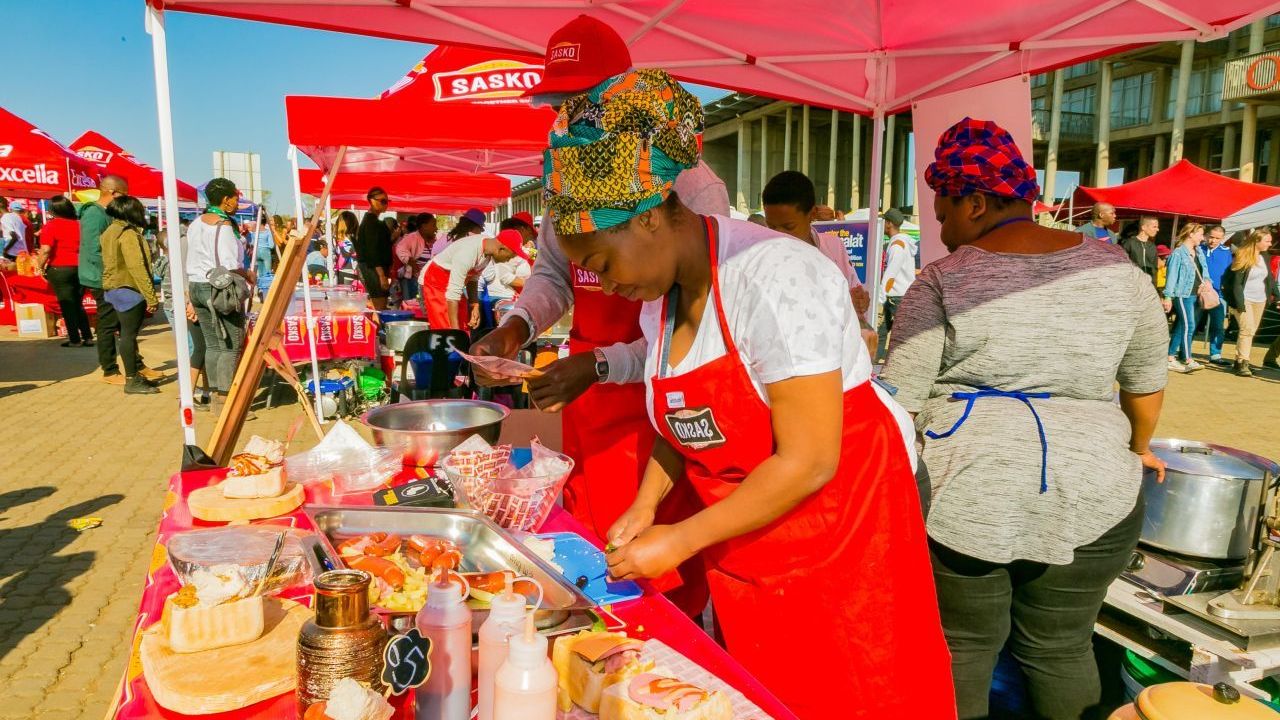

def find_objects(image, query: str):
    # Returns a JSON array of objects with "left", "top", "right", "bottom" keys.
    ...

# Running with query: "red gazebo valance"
[
  {"left": 298, "top": 169, "right": 511, "bottom": 213},
  {"left": 0, "top": 108, "right": 100, "bottom": 199},
  {"left": 70, "top": 130, "right": 199, "bottom": 201},
  {"left": 1074, "top": 159, "right": 1280, "bottom": 221}
]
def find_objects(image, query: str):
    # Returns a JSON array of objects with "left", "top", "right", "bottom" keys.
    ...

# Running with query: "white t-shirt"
[
  {"left": 185, "top": 217, "right": 244, "bottom": 283},
  {"left": 420, "top": 233, "right": 489, "bottom": 300},
  {"left": 483, "top": 256, "right": 531, "bottom": 300},
  {"left": 1, "top": 211, "right": 27, "bottom": 255},
  {"left": 1245, "top": 257, "right": 1269, "bottom": 303},
  {"left": 810, "top": 227, "right": 862, "bottom": 289}
]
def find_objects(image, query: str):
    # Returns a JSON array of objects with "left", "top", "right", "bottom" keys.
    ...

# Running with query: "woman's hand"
[
  {"left": 850, "top": 284, "right": 871, "bottom": 316},
  {"left": 607, "top": 502, "right": 657, "bottom": 549},
  {"left": 185, "top": 301, "right": 198, "bottom": 323},
  {"left": 468, "top": 305, "right": 481, "bottom": 329},
  {"left": 1161, "top": 298, "right": 1172, "bottom": 313},
  {"left": 1139, "top": 449, "right": 1166, "bottom": 483},
  {"left": 605, "top": 524, "right": 694, "bottom": 581},
  {"left": 526, "top": 353, "right": 596, "bottom": 412}
]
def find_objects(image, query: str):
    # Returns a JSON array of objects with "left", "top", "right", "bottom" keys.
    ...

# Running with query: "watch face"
[{"left": 596, "top": 360, "right": 608, "bottom": 379}]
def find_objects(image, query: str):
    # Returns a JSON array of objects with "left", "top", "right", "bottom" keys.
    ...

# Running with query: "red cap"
[
  {"left": 496, "top": 229, "right": 533, "bottom": 263},
  {"left": 511, "top": 211, "right": 535, "bottom": 229},
  {"left": 524, "top": 15, "right": 631, "bottom": 99}
]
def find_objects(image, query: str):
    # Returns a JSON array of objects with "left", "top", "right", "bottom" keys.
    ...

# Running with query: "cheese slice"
[
  {"left": 571, "top": 634, "right": 643, "bottom": 663},
  {"left": 221, "top": 467, "right": 286, "bottom": 499},
  {"left": 163, "top": 593, "right": 265, "bottom": 654}
]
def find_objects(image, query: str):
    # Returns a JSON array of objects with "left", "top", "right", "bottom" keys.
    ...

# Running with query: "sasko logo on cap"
[{"left": 547, "top": 42, "right": 581, "bottom": 64}]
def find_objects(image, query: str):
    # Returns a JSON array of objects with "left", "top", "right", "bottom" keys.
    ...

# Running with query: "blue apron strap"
[{"left": 925, "top": 386, "right": 1053, "bottom": 493}]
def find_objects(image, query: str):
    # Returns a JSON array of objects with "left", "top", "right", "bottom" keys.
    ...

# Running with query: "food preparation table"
[
  {"left": 249, "top": 310, "right": 378, "bottom": 362},
  {"left": 106, "top": 468, "right": 796, "bottom": 719}
]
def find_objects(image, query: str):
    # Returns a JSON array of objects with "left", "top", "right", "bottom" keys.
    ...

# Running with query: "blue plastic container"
[{"left": 378, "top": 309, "right": 415, "bottom": 325}]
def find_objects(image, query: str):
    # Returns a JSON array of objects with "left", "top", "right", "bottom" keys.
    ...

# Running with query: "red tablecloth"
[
  {"left": 0, "top": 270, "right": 57, "bottom": 325},
  {"left": 108, "top": 470, "right": 795, "bottom": 720},
  {"left": 251, "top": 311, "right": 378, "bottom": 362}
]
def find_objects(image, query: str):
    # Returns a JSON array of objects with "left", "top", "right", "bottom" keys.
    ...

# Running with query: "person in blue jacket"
[
  {"left": 1162, "top": 222, "right": 1210, "bottom": 373},
  {"left": 1202, "top": 225, "right": 1233, "bottom": 365}
]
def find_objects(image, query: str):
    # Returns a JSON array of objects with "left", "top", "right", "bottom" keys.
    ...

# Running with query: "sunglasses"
[{"left": 373, "top": 196, "right": 389, "bottom": 204}]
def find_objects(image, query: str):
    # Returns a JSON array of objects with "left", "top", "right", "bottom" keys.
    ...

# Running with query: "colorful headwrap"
[
  {"left": 543, "top": 69, "right": 703, "bottom": 236},
  {"left": 924, "top": 118, "right": 1040, "bottom": 203}
]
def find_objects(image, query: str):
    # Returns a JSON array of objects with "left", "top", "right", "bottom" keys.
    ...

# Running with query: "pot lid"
[
  {"left": 1151, "top": 441, "right": 1274, "bottom": 481},
  {"left": 1136, "top": 682, "right": 1280, "bottom": 720}
]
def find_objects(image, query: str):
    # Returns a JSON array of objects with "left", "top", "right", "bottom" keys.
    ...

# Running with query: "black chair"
[{"left": 391, "top": 329, "right": 471, "bottom": 402}]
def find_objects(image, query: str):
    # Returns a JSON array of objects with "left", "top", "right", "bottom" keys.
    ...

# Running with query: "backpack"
[{"left": 206, "top": 220, "right": 251, "bottom": 316}]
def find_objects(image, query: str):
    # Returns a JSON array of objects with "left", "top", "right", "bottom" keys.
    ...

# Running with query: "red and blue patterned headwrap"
[{"left": 925, "top": 118, "right": 1039, "bottom": 203}]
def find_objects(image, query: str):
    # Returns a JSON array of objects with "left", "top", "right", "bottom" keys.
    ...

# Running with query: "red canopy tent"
[
  {"left": 286, "top": 46, "right": 556, "bottom": 175},
  {"left": 0, "top": 108, "right": 99, "bottom": 199},
  {"left": 297, "top": 169, "right": 511, "bottom": 213},
  {"left": 69, "top": 130, "right": 199, "bottom": 201},
  {"left": 1073, "top": 159, "right": 1280, "bottom": 221}
]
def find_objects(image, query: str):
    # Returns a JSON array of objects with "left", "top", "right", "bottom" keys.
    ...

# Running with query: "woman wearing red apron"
[
  {"left": 543, "top": 69, "right": 954, "bottom": 719},
  {"left": 418, "top": 228, "right": 529, "bottom": 330}
]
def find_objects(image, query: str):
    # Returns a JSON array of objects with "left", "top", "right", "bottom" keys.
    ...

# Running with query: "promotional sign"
[
  {"left": 813, "top": 220, "right": 870, "bottom": 285},
  {"left": 433, "top": 59, "right": 544, "bottom": 104}
]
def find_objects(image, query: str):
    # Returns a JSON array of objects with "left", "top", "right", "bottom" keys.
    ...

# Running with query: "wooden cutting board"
[
  {"left": 188, "top": 482, "right": 305, "bottom": 522},
  {"left": 140, "top": 597, "right": 309, "bottom": 715}
]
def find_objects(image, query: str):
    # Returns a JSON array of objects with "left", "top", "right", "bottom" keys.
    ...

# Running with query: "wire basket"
[{"left": 441, "top": 453, "right": 574, "bottom": 533}]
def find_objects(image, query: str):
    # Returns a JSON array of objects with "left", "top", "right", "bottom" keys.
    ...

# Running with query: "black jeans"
[
  {"left": 89, "top": 287, "right": 120, "bottom": 375},
  {"left": 45, "top": 267, "right": 92, "bottom": 343},
  {"left": 930, "top": 496, "right": 1144, "bottom": 720},
  {"left": 188, "top": 282, "right": 245, "bottom": 394},
  {"left": 116, "top": 301, "right": 147, "bottom": 378}
]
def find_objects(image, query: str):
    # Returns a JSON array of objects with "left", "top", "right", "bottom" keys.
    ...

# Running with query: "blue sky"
[{"left": 6, "top": 0, "right": 728, "bottom": 214}]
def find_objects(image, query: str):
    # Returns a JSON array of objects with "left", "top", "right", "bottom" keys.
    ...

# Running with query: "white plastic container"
[
  {"left": 414, "top": 573, "right": 472, "bottom": 720},
  {"left": 476, "top": 581, "right": 528, "bottom": 720},
  {"left": 492, "top": 615, "right": 556, "bottom": 720}
]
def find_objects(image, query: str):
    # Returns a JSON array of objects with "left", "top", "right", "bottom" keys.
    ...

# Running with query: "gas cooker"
[{"left": 1120, "top": 544, "right": 1245, "bottom": 596}]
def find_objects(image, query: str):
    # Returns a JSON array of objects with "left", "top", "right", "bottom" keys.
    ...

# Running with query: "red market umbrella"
[
  {"left": 297, "top": 169, "right": 511, "bottom": 211},
  {"left": 1073, "top": 159, "right": 1280, "bottom": 221},
  {"left": 70, "top": 130, "right": 199, "bottom": 201},
  {"left": 286, "top": 46, "right": 556, "bottom": 175},
  {"left": 0, "top": 107, "right": 99, "bottom": 199}
]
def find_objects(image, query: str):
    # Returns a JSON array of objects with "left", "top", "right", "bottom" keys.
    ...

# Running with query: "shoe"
[
  {"left": 81, "top": 340, "right": 95, "bottom": 347},
  {"left": 1264, "top": 358, "right": 1280, "bottom": 371},
  {"left": 61, "top": 340, "right": 81, "bottom": 348},
  {"left": 1209, "top": 355, "right": 1232, "bottom": 367},
  {"left": 1184, "top": 360, "right": 1205, "bottom": 372},
  {"left": 138, "top": 367, "right": 165, "bottom": 383},
  {"left": 124, "top": 376, "right": 160, "bottom": 395},
  {"left": 193, "top": 399, "right": 211, "bottom": 412},
  {"left": 1167, "top": 358, "right": 1189, "bottom": 373},
  {"left": 1236, "top": 360, "right": 1255, "bottom": 377},
  {"left": 102, "top": 373, "right": 125, "bottom": 386},
  {"left": 194, "top": 393, "right": 211, "bottom": 406}
]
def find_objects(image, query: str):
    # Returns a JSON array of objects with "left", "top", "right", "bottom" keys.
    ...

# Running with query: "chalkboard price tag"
[{"left": 382, "top": 628, "right": 432, "bottom": 695}]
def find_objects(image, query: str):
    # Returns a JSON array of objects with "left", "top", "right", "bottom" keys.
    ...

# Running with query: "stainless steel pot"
[
  {"left": 362, "top": 399, "right": 509, "bottom": 467},
  {"left": 383, "top": 321, "right": 430, "bottom": 353},
  {"left": 1141, "top": 439, "right": 1278, "bottom": 560}
]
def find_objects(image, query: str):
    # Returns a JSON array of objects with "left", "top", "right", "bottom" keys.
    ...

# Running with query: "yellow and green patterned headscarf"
[{"left": 543, "top": 69, "right": 703, "bottom": 236}]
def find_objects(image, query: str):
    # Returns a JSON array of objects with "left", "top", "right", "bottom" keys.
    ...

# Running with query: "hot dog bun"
[
  {"left": 599, "top": 668, "right": 733, "bottom": 720},
  {"left": 552, "top": 631, "right": 652, "bottom": 713}
]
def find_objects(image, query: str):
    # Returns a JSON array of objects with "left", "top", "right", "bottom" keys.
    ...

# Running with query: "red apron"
[
  {"left": 421, "top": 262, "right": 468, "bottom": 330},
  {"left": 561, "top": 262, "right": 707, "bottom": 614},
  {"left": 648, "top": 217, "right": 955, "bottom": 719}
]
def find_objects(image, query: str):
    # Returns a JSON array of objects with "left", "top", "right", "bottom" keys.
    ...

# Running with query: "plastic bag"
[
  {"left": 456, "top": 350, "right": 539, "bottom": 383},
  {"left": 284, "top": 420, "right": 400, "bottom": 494},
  {"left": 166, "top": 525, "right": 315, "bottom": 596}
]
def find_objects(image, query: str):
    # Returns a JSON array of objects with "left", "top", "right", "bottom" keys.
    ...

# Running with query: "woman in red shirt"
[{"left": 36, "top": 195, "right": 93, "bottom": 346}]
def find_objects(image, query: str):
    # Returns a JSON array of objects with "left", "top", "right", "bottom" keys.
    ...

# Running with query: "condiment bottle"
[
  {"left": 415, "top": 570, "right": 472, "bottom": 720},
  {"left": 297, "top": 570, "right": 389, "bottom": 717},
  {"left": 477, "top": 577, "right": 537, "bottom": 720},
  {"left": 493, "top": 613, "right": 556, "bottom": 720}
]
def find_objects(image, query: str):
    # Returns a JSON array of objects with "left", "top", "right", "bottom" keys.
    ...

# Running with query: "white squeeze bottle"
[
  {"left": 477, "top": 576, "right": 533, "bottom": 720},
  {"left": 493, "top": 612, "right": 556, "bottom": 720},
  {"left": 415, "top": 571, "right": 472, "bottom": 720}
]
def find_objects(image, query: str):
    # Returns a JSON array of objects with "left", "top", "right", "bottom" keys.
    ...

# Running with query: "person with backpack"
[{"left": 186, "top": 178, "right": 254, "bottom": 409}]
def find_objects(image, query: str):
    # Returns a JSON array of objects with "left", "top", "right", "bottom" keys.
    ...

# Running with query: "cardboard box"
[{"left": 16, "top": 303, "right": 55, "bottom": 338}]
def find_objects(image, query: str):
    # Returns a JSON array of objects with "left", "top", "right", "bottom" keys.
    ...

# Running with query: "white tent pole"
[
  {"left": 289, "top": 145, "right": 325, "bottom": 423},
  {"left": 324, "top": 194, "right": 334, "bottom": 287},
  {"left": 865, "top": 110, "right": 888, "bottom": 331},
  {"left": 146, "top": 3, "right": 196, "bottom": 446}
]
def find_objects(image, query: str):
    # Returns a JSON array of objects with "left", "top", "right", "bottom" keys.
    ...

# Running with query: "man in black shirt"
[
  {"left": 1119, "top": 215, "right": 1159, "bottom": 286},
  {"left": 354, "top": 186, "right": 393, "bottom": 309}
]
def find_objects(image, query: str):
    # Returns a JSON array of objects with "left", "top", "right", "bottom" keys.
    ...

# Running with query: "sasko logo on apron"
[
  {"left": 663, "top": 407, "right": 727, "bottom": 451},
  {"left": 571, "top": 264, "right": 603, "bottom": 291}
]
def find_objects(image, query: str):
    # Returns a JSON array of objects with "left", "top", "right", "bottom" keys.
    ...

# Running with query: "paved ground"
[{"left": 0, "top": 318, "right": 1275, "bottom": 719}]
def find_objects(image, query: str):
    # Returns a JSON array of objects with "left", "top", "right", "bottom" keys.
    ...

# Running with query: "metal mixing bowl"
[{"left": 362, "top": 399, "right": 509, "bottom": 467}]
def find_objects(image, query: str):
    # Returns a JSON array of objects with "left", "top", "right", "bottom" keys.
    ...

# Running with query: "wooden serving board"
[
  {"left": 188, "top": 482, "right": 305, "bottom": 522},
  {"left": 140, "top": 597, "right": 309, "bottom": 715}
]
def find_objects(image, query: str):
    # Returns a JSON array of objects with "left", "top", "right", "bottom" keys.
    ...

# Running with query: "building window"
[
  {"left": 1111, "top": 72, "right": 1154, "bottom": 128},
  {"left": 1061, "top": 86, "right": 1096, "bottom": 114},
  {"left": 1031, "top": 73, "right": 1047, "bottom": 88},
  {"left": 1032, "top": 96, "right": 1047, "bottom": 111},
  {"left": 1165, "top": 65, "right": 1225, "bottom": 118},
  {"left": 1063, "top": 61, "right": 1098, "bottom": 80},
  {"left": 1267, "top": 14, "right": 1280, "bottom": 28}
]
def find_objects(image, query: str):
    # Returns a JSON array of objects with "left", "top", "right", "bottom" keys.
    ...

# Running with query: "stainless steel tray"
[{"left": 304, "top": 505, "right": 595, "bottom": 615}]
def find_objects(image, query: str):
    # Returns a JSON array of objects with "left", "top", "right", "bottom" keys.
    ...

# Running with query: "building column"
[
  {"left": 1154, "top": 135, "right": 1168, "bottom": 172},
  {"left": 881, "top": 113, "right": 896, "bottom": 211},
  {"left": 1270, "top": 128, "right": 1280, "bottom": 183},
  {"left": 735, "top": 118, "right": 751, "bottom": 211},
  {"left": 783, "top": 107, "right": 793, "bottom": 170},
  {"left": 800, "top": 105, "right": 811, "bottom": 175},
  {"left": 759, "top": 115, "right": 769, "bottom": 202},
  {"left": 1197, "top": 135, "right": 1211, "bottom": 168},
  {"left": 1169, "top": 40, "right": 1194, "bottom": 165},
  {"left": 1045, "top": 70, "right": 1064, "bottom": 201},
  {"left": 1138, "top": 143, "right": 1151, "bottom": 177},
  {"left": 1223, "top": 124, "right": 1238, "bottom": 174},
  {"left": 1095, "top": 61, "right": 1113, "bottom": 186},
  {"left": 1240, "top": 20, "right": 1266, "bottom": 181},
  {"left": 827, "top": 109, "right": 839, "bottom": 207},
  {"left": 850, "top": 114, "right": 862, "bottom": 210}
]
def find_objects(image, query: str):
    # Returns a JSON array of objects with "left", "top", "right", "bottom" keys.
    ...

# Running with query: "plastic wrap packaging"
[
  {"left": 284, "top": 420, "right": 400, "bottom": 495},
  {"left": 166, "top": 525, "right": 315, "bottom": 596},
  {"left": 443, "top": 436, "right": 574, "bottom": 532}
]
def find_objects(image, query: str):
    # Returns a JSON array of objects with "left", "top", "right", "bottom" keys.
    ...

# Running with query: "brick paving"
[{"left": 0, "top": 318, "right": 1275, "bottom": 719}]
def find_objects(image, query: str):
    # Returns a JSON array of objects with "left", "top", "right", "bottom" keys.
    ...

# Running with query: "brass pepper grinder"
[{"left": 296, "top": 569, "right": 389, "bottom": 717}]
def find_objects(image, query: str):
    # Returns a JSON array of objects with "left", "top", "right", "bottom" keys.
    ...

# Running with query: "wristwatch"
[{"left": 593, "top": 347, "right": 609, "bottom": 383}]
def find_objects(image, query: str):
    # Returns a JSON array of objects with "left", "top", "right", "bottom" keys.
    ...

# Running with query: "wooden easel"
[{"left": 207, "top": 149, "right": 346, "bottom": 464}]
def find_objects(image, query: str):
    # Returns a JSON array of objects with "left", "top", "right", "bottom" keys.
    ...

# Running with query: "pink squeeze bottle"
[
  {"left": 492, "top": 613, "right": 556, "bottom": 720},
  {"left": 476, "top": 576, "right": 529, "bottom": 720},
  {"left": 414, "top": 571, "right": 472, "bottom": 720}
]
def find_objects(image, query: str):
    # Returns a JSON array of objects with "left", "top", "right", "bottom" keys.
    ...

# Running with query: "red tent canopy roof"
[
  {"left": 298, "top": 169, "right": 511, "bottom": 212},
  {"left": 0, "top": 107, "right": 100, "bottom": 199},
  {"left": 70, "top": 130, "right": 199, "bottom": 201},
  {"left": 162, "top": 0, "right": 1269, "bottom": 114},
  {"left": 1074, "top": 160, "right": 1280, "bottom": 221},
  {"left": 287, "top": 46, "right": 555, "bottom": 175}
]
